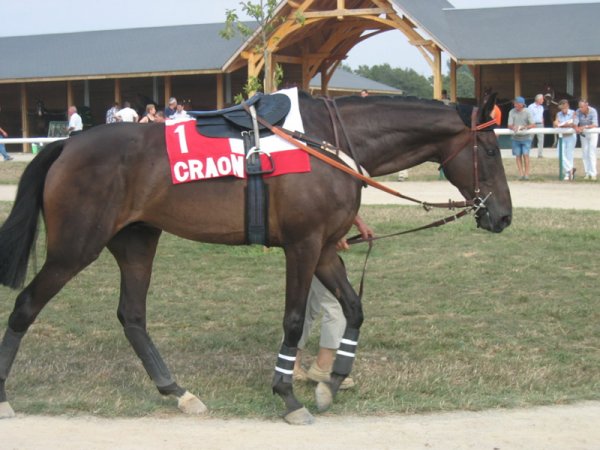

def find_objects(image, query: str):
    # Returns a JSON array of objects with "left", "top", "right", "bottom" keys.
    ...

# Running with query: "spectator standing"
[
  {"left": 139, "top": 104, "right": 158, "bottom": 123},
  {"left": 170, "top": 103, "right": 190, "bottom": 120},
  {"left": 507, "top": 96, "right": 535, "bottom": 180},
  {"left": 105, "top": 102, "right": 119, "bottom": 124},
  {"left": 575, "top": 99, "right": 598, "bottom": 181},
  {"left": 528, "top": 94, "right": 545, "bottom": 158},
  {"left": 554, "top": 99, "right": 578, "bottom": 181},
  {"left": 115, "top": 102, "right": 139, "bottom": 123},
  {"left": 0, "top": 105, "right": 13, "bottom": 160},
  {"left": 441, "top": 89, "right": 451, "bottom": 105},
  {"left": 0, "top": 128, "right": 13, "bottom": 161},
  {"left": 67, "top": 106, "right": 83, "bottom": 136},
  {"left": 360, "top": 89, "right": 369, "bottom": 98},
  {"left": 165, "top": 97, "right": 177, "bottom": 118}
]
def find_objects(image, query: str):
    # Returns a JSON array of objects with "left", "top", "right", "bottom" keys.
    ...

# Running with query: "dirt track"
[
  {"left": 1, "top": 152, "right": 599, "bottom": 448},
  {"left": 0, "top": 401, "right": 598, "bottom": 450}
]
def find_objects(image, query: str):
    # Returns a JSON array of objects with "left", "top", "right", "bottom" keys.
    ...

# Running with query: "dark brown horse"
[{"left": 0, "top": 92, "right": 512, "bottom": 424}]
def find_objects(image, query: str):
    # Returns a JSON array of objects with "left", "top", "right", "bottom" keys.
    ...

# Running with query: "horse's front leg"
[
  {"left": 313, "top": 245, "right": 363, "bottom": 412},
  {"left": 274, "top": 242, "right": 320, "bottom": 425}
]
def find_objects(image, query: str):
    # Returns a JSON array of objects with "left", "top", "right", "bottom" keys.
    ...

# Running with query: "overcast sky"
[{"left": 1, "top": 0, "right": 596, "bottom": 75}]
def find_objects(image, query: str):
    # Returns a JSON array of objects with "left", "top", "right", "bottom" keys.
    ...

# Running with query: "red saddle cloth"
[{"left": 165, "top": 118, "right": 310, "bottom": 184}]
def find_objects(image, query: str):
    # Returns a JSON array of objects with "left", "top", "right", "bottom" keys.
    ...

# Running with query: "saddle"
[{"left": 187, "top": 93, "right": 291, "bottom": 138}]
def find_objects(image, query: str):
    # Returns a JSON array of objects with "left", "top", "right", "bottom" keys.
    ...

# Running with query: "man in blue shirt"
[{"left": 575, "top": 99, "right": 598, "bottom": 181}]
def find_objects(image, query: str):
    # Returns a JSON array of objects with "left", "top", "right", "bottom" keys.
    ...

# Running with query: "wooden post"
[
  {"left": 216, "top": 74, "right": 224, "bottom": 109},
  {"left": 580, "top": 61, "right": 588, "bottom": 100},
  {"left": 432, "top": 47, "right": 442, "bottom": 100},
  {"left": 473, "top": 65, "right": 481, "bottom": 102},
  {"left": 321, "top": 65, "right": 329, "bottom": 97},
  {"left": 450, "top": 59, "right": 458, "bottom": 102},
  {"left": 164, "top": 76, "right": 171, "bottom": 107},
  {"left": 114, "top": 79, "right": 121, "bottom": 104},
  {"left": 67, "top": 80, "right": 74, "bottom": 108},
  {"left": 514, "top": 63, "right": 522, "bottom": 98},
  {"left": 20, "top": 83, "right": 29, "bottom": 153}
]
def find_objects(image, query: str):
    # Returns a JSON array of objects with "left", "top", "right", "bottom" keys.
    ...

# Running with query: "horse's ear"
[{"left": 479, "top": 92, "right": 497, "bottom": 122}]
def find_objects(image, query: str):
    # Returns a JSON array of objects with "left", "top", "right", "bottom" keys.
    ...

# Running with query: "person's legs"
[
  {"left": 536, "top": 131, "right": 544, "bottom": 158},
  {"left": 294, "top": 276, "right": 322, "bottom": 376},
  {"left": 512, "top": 140, "right": 524, "bottom": 178},
  {"left": 562, "top": 137, "right": 575, "bottom": 179},
  {"left": 522, "top": 140, "right": 532, "bottom": 178},
  {"left": 0, "top": 140, "right": 12, "bottom": 161},
  {"left": 589, "top": 134, "right": 598, "bottom": 179},
  {"left": 581, "top": 134, "right": 591, "bottom": 178}
]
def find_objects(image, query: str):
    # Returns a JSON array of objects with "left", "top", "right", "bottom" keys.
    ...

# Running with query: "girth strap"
[{"left": 243, "top": 128, "right": 269, "bottom": 246}]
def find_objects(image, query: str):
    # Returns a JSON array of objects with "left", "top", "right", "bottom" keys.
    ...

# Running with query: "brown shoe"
[
  {"left": 293, "top": 367, "right": 309, "bottom": 382},
  {"left": 307, "top": 362, "right": 355, "bottom": 390}
]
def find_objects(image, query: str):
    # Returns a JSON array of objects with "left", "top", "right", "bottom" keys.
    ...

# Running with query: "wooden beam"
[
  {"left": 20, "top": 83, "right": 29, "bottom": 153},
  {"left": 432, "top": 47, "right": 443, "bottom": 100},
  {"left": 114, "top": 78, "right": 121, "bottom": 104},
  {"left": 163, "top": 76, "right": 171, "bottom": 107},
  {"left": 450, "top": 59, "right": 457, "bottom": 102},
  {"left": 474, "top": 65, "right": 482, "bottom": 102},
  {"left": 580, "top": 61, "right": 588, "bottom": 100},
  {"left": 302, "top": 8, "right": 386, "bottom": 19},
  {"left": 216, "top": 74, "right": 224, "bottom": 109},
  {"left": 67, "top": 80, "right": 74, "bottom": 107},
  {"left": 514, "top": 63, "right": 521, "bottom": 98},
  {"left": 273, "top": 54, "right": 304, "bottom": 64}
]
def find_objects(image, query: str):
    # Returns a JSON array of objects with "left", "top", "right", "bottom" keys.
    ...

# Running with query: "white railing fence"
[{"left": 3, "top": 128, "right": 599, "bottom": 179}]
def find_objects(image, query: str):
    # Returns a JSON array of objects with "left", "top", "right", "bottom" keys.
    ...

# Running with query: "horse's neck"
[{"left": 337, "top": 100, "right": 467, "bottom": 177}]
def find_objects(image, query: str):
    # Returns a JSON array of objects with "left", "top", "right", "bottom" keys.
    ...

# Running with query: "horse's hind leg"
[
  {"left": 0, "top": 252, "right": 102, "bottom": 418},
  {"left": 107, "top": 224, "right": 206, "bottom": 415}
]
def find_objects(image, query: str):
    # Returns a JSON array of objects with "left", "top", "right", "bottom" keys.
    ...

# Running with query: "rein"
[{"left": 245, "top": 101, "right": 474, "bottom": 211}]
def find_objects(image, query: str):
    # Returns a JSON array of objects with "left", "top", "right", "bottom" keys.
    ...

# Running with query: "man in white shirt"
[
  {"left": 115, "top": 102, "right": 139, "bottom": 123},
  {"left": 527, "top": 94, "right": 545, "bottom": 158},
  {"left": 67, "top": 106, "right": 83, "bottom": 135}
]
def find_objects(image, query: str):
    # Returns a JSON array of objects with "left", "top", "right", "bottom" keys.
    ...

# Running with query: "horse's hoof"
[
  {"left": 284, "top": 406, "right": 315, "bottom": 425},
  {"left": 177, "top": 391, "right": 208, "bottom": 415},
  {"left": 315, "top": 381, "right": 334, "bottom": 412},
  {"left": 0, "top": 401, "right": 15, "bottom": 419}
]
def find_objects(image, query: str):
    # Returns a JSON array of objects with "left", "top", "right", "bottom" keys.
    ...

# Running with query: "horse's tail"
[{"left": 0, "top": 139, "right": 66, "bottom": 289}]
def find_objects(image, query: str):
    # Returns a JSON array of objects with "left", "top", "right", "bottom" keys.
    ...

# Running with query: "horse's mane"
[
  {"left": 456, "top": 103, "right": 475, "bottom": 128},
  {"left": 298, "top": 90, "right": 474, "bottom": 128}
]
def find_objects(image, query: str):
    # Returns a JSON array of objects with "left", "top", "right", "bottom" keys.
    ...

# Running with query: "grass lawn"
[{"left": 0, "top": 202, "right": 598, "bottom": 418}]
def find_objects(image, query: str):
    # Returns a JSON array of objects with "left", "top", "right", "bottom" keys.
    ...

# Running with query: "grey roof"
[
  {"left": 390, "top": 0, "right": 456, "bottom": 54},
  {"left": 310, "top": 70, "right": 402, "bottom": 94},
  {"left": 443, "top": 4, "right": 600, "bottom": 62},
  {"left": 0, "top": 22, "right": 248, "bottom": 80},
  {"left": 392, "top": 1, "right": 600, "bottom": 63},
  {"left": 2, "top": 2, "right": 600, "bottom": 82}
]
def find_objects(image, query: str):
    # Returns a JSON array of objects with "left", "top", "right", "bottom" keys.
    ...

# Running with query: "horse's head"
[{"left": 443, "top": 93, "right": 512, "bottom": 233}]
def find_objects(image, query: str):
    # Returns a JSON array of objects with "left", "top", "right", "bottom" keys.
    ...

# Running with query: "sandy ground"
[
  {"left": 1, "top": 151, "right": 599, "bottom": 448},
  {"left": 0, "top": 402, "right": 598, "bottom": 450}
]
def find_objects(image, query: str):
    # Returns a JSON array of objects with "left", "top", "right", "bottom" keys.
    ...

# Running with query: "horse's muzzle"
[{"left": 476, "top": 208, "right": 512, "bottom": 233}]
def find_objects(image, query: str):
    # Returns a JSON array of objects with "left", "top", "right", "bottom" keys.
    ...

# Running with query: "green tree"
[
  {"left": 353, "top": 63, "right": 433, "bottom": 98},
  {"left": 442, "top": 62, "right": 474, "bottom": 99},
  {"left": 221, "top": 0, "right": 299, "bottom": 99}
]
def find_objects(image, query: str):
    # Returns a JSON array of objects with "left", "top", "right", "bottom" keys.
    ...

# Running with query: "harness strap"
[
  {"left": 320, "top": 98, "right": 341, "bottom": 148},
  {"left": 331, "top": 98, "right": 365, "bottom": 177},
  {"left": 251, "top": 113, "right": 473, "bottom": 210}
]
